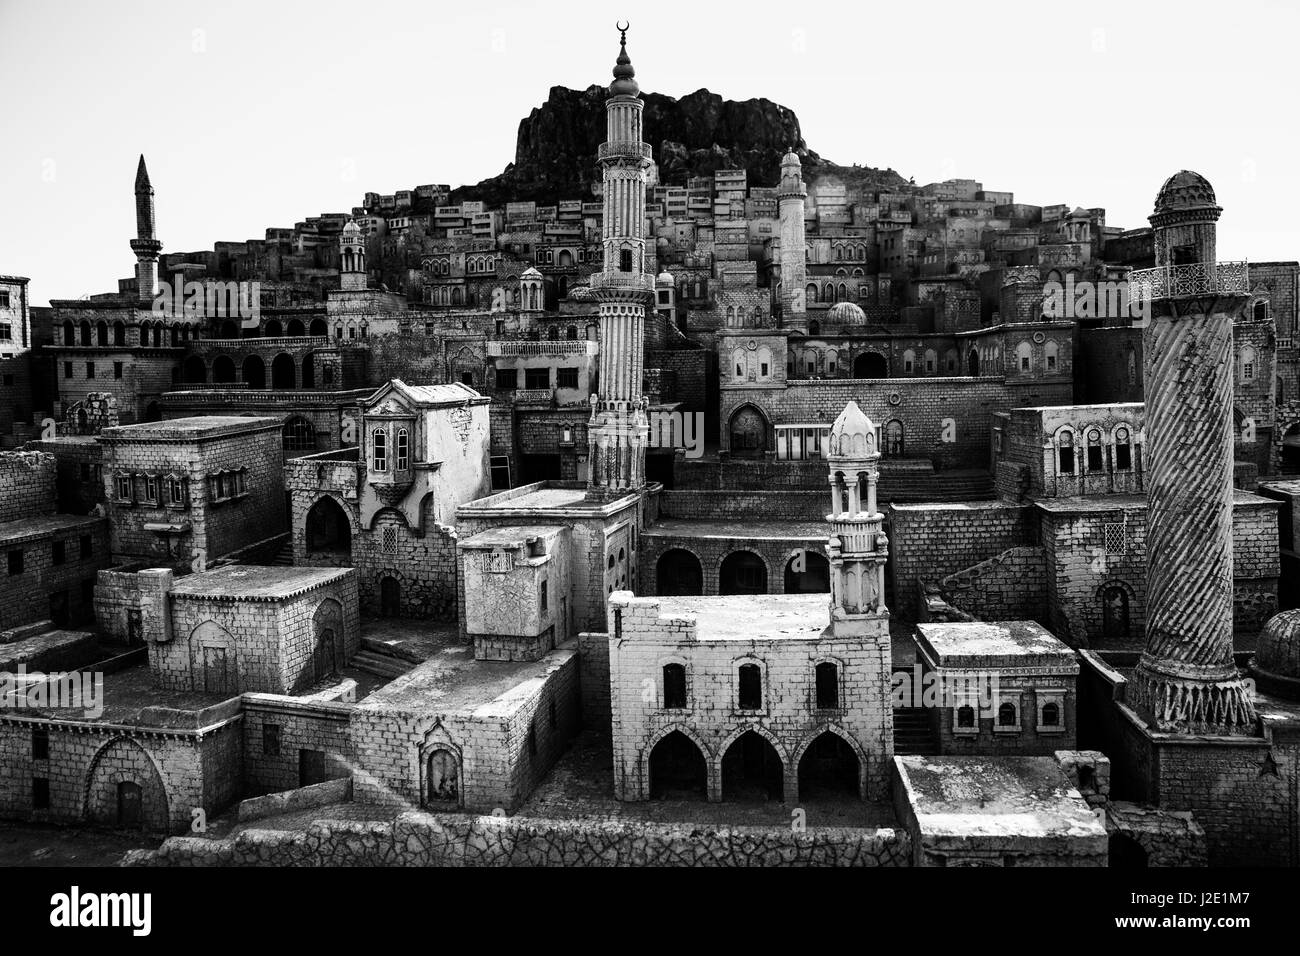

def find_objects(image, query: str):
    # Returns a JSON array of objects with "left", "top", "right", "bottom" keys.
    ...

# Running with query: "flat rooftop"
[
  {"left": 100, "top": 415, "right": 280, "bottom": 441},
  {"left": 168, "top": 564, "right": 351, "bottom": 601},
  {"left": 2, "top": 660, "right": 231, "bottom": 726},
  {"left": 357, "top": 635, "right": 574, "bottom": 715},
  {"left": 643, "top": 519, "right": 828, "bottom": 541},
  {"left": 653, "top": 593, "right": 829, "bottom": 642},
  {"left": 458, "top": 481, "right": 640, "bottom": 518},
  {"left": 896, "top": 755, "right": 1106, "bottom": 841},
  {"left": 914, "top": 620, "right": 1077, "bottom": 668},
  {"left": 0, "top": 513, "right": 104, "bottom": 545},
  {"left": 459, "top": 525, "right": 567, "bottom": 549}
]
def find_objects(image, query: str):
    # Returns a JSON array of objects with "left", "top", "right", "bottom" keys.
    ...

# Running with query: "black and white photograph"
[{"left": 0, "top": 0, "right": 1294, "bottom": 936}]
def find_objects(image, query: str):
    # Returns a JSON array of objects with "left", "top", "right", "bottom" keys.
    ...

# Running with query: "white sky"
[{"left": 2, "top": 0, "right": 1297, "bottom": 304}]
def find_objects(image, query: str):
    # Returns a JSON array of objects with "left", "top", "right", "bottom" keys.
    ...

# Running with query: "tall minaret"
[
  {"left": 587, "top": 23, "right": 653, "bottom": 499},
  {"left": 778, "top": 148, "right": 808, "bottom": 329},
  {"left": 130, "top": 155, "right": 162, "bottom": 303},
  {"left": 826, "top": 401, "right": 890, "bottom": 638},
  {"left": 1128, "top": 171, "right": 1257, "bottom": 736}
]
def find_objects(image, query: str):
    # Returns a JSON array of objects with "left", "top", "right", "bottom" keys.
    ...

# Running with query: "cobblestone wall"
[{"left": 127, "top": 809, "right": 909, "bottom": 866}]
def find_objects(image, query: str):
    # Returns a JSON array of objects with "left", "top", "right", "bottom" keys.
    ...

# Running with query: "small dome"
[
  {"left": 827, "top": 301, "right": 865, "bottom": 324},
  {"left": 782, "top": 148, "right": 801, "bottom": 168},
  {"left": 1257, "top": 610, "right": 1300, "bottom": 678},
  {"left": 656, "top": 270, "right": 673, "bottom": 286},
  {"left": 521, "top": 266, "right": 542, "bottom": 279},
  {"left": 1154, "top": 170, "right": 1218, "bottom": 215},
  {"left": 829, "top": 400, "right": 878, "bottom": 459},
  {"left": 610, "top": 32, "right": 639, "bottom": 97},
  {"left": 342, "top": 219, "right": 361, "bottom": 236}
]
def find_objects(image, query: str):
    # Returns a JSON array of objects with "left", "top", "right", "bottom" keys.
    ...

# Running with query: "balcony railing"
[
  {"left": 597, "top": 142, "right": 653, "bottom": 162},
  {"left": 1127, "top": 261, "right": 1249, "bottom": 300},
  {"left": 489, "top": 340, "right": 595, "bottom": 357},
  {"left": 511, "top": 388, "right": 556, "bottom": 407},
  {"left": 589, "top": 272, "right": 657, "bottom": 294}
]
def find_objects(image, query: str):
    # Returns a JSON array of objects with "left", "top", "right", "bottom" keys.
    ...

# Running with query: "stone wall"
[
  {"left": 0, "top": 515, "right": 110, "bottom": 631},
  {"left": 0, "top": 451, "right": 56, "bottom": 520},
  {"left": 126, "top": 809, "right": 909, "bottom": 867},
  {"left": 938, "top": 546, "right": 1048, "bottom": 623}
]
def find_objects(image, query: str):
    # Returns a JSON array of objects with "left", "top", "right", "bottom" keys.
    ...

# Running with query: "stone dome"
[
  {"left": 827, "top": 301, "right": 866, "bottom": 324},
  {"left": 782, "top": 148, "right": 801, "bottom": 168},
  {"left": 1257, "top": 610, "right": 1300, "bottom": 677},
  {"left": 521, "top": 266, "right": 542, "bottom": 279},
  {"left": 1154, "top": 170, "right": 1218, "bottom": 215},
  {"left": 342, "top": 219, "right": 361, "bottom": 237},
  {"left": 656, "top": 270, "right": 674, "bottom": 287},
  {"left": 829, "top": 400, "right": 878, "bottom": 459}
]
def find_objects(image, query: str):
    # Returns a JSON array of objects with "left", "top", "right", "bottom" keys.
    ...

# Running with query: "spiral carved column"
[{"left": 1129, "top": 298, "right": 1257, "bottom": 735}]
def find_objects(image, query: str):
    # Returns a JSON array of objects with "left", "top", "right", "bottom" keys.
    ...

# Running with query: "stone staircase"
[
  {"left": 270, "top": 541, "right": 293, "bottom": 566},
  {"left": 349, "top": 647, "right": 411, "bottom": 680},
  {"left": 893, "top": 707, "right": 939, "bottom": 756}
]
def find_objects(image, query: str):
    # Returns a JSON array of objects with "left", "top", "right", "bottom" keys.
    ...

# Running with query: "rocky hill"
[{"left": 449, "top": 85, "right": 908, "bottom": 206}]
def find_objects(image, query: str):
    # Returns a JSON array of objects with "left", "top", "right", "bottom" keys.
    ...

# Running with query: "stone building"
[
  {"left": 99, "top": 416, "right": 287, "bottom": 572},
  {"left": 288, "top": 379, "right": 490, "bottom": 619}
]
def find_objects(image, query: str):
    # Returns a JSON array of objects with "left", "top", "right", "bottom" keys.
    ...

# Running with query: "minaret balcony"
[
  {"left": 598, "top": 142, "right": 653, "bottom": 162},
  {"left": 590, "top": 272, "right": 657, "bottom": 295},
  {"left": 1127, "top": 261, "right": 1248, "bottom": 301}
]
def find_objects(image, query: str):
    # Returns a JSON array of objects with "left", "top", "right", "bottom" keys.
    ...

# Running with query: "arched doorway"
[
  {"left": 380, "top": 576, "right": 400, "bottom": 617},
  {"left": 425, "top": 750, "right": 460, "bottom": 804},
  {"left": 728, "top": 405, "right": 767, "bottom": 458},
  {"left": 1283, "top": 423, "right": 1300, "bottom": 473},
  {"left": 309, "top": 318, "right": 327, "bottom": 337},
  {"left": 182, "top": 356, "right": 206, "bottom": 384},
  {"left": 212, "top": 355, "right": 236, "bottom": 384},
  {"left": 271, "top": 353, "right": 295, "bottom": 389},
  {"left": 656, "top": 549, "right": 703, "bottom": 595},
  {"left": 720, "top": 551, "right": 767, "bottom": 595},
  {"left": 301, "top": 353, "right": 316, "bottom": 389},
  {"left": 648, "top": 730, "right": 707, "bottom": 800},
  {"left": 853, "top": 352, "right": 888, "bottom": 378},
  {"left": 1101, "top": 585, "right": 1130, "bottom": 640},
  {"left": 784, "top": 550, "right": 830, "bottom": 593},
  {"left": 720, "top": 731, "right": 783, "bottom": 801},
  {"left": 242, "top": 354, "right": 265, "bottom": 389},
  {"left": 287, "top": 318, "right": 306, "bottom": 337},
  {"left": 305, "top": 497, "right": 351, "bottom": 558},
  {"left": 264, "top": 319, "right": 282, "bottom": 337},
  {"left": 798, "top": 732, "right": 860, "bottom": 799},
  {"left": 967, "top": 350, "right": 980, "bottom": 376}
]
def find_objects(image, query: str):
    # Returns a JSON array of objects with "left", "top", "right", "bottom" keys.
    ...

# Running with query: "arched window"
[
  {"left": 282, "top": 416, "right": 316, "bottom": 452},
  {"left": 62, "top": 321, "right": 74, "bottom": 345},
  {"left": 1057, "top": 430, "right": 1075, "bottom": 474},
  {"left": 1041, "top": 702, "right": 1061, "bottom": 727},
  {"left": 371, "top": 429, "right": 387, "bottom": 472},
  {"left": 805, "top": 283, "right": 818, "bottom": 304},
  {"left": 1255, "top": 301, "right": 1268, "bottom": 322},
  {"left": 1241, "top": 347, "right": 1257, "bottom": 382},
  {"left": 1045, "top": 340, "right": 1059, "bottom": 371},
  {"left": 1114, "top": 426, "right": 1132, "bottom": 470},
  {"left": 923, "top": 348, "right": 937, "bottom": 374},
  {"left": 1086, "top": 428, "right": 1104, "bottom": 471},
  {"left": 815, "top": 661, "right": 839, "bottom": 709},
  {"left": 737, "top": 663, "right": 763, "bottom": 710},
  {"left": 1017, "top": 341, "right": 1032, "bottom": 372},
  {"left": 396, "top": 428, "right": 409, "bottom": 471},
  {"left": 663, "top": 663, "right": 686, "bottom": 709},
  {"left": 957, "top": 705, "right": 976, "bottom": 728},
  {"left": 998, "top": 702, "right": 1018, "bottom": 726},
  {"left": 903, "top": 350, "right": 915, "bottom": 374},
  {"left": 113, "top": 322, "right": 126, "bottom": 346}
]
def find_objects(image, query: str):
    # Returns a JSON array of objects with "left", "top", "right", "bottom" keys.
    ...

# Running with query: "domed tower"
[
  {"left": 1252, "top": 610, "right": 1300, "bottom": 700},
  {"left": 130, "top": 155, "right": 162, "bottom": 303},
  {"left": 778, "top": 148, "right": 808, "bottom": 331},
  {"left": 340, "top": 220, "right": 366, "bottom": 292},
  {"left": 1128, "top": 171, "right": 1257, "bottom": 735},
  {"left": 520, "top": 266, "right": 544, "bottom": 312},
  {"left": 826, "top": 401, "right": 890, "bottom": 637},
  {"left": 587, "top": 23, "right": 655, "bottom": 500}
]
